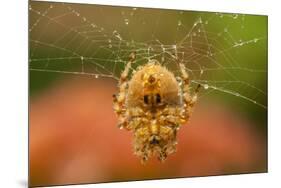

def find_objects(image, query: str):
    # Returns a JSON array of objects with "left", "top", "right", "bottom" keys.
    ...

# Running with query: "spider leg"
[
  {"left": 127, "top": 107, "right": 146, "bottom": 130},
  {"left": 159, "top": 112, "right": 181, "bottom": 141},
  {"left": 179, "top": 62, "right": 201, "bottom": 124},
  {"left": 113, "top": 52, "right": 136, "bottom": 130},
  {"left": 161, "top": 106, "right": 183, "bottom": 126}
]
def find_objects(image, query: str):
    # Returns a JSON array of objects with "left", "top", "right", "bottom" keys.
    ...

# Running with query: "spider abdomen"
[{"left": 126, "top": 61, "right": 182, "bottom": 109}]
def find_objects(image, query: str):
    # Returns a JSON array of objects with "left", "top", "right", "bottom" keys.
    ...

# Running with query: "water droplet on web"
[
  {"left": 82, "top": 17, "right": 86, "bottom": 22},
  {"left": 124, "top": 18, "right": 129, "bottom": 25},
  {"left": 203, "top": 84, "right": 209, "bottom": 90},
  {"left": 254, "top": 38, "right": 259, "bottom": 43},
  {"left": 200, "top": 69, "right": 204, "bottom": 75},
  {"left": 76, "top": 13, "right": 80, "bottom": 17},
  {"left": 178, "top": 20, "right": 182, "bottom": 26},
  {"left": 95, "top": 75, "right": 99, "bottom": 79},
  {"left": 50, "top": 5, "right": 53, "bottom": 8},
  {"left": 113, "top": 30, "right": 122, "bottom": 40}
]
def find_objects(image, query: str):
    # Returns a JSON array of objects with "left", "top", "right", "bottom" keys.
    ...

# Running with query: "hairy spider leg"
[
  {"left": 113, "top": 52, "right": 136, "bottom": 129},
  {"left": 179, "top": 63, "right": 201, "bottom": 124}
]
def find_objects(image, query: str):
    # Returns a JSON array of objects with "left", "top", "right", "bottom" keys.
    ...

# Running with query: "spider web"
[{"left": 29, "top": 1, "right": 267, "bottom": 109}]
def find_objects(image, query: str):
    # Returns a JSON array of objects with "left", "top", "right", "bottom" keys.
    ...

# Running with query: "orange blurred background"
[{"left": 29, "top": 77, "right": 267, "bottom": 187}]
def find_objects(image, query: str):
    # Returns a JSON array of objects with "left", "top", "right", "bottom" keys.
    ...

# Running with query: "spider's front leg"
[
  {"left": 113, "top": 52, "right": 136, "bottom": 130},
  {"left": 179, "top": 62, "right": 201, "bottom": 124}
]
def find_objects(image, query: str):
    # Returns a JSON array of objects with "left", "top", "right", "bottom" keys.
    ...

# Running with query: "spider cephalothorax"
[{"left": 113, "top": 53, "right": 200, "bottom": 163}]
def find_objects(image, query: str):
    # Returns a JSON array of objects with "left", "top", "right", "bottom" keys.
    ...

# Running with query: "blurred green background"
[{"left": 29, "top": 1, "right": 267, "bottom": 187}]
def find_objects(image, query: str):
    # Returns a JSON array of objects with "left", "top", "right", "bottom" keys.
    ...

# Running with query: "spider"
[{"left": 113, "top": 52, "right": 200, "bottom": 164}]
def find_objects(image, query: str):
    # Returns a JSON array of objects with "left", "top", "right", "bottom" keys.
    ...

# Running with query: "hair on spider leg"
[{"left": 120, "top": 51, "right": 137, "bottom": 81}]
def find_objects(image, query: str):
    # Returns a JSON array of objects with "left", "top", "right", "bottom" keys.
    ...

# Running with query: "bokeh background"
[{"left": 29, "top": 1, "right": 267, "bottom": 187}]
